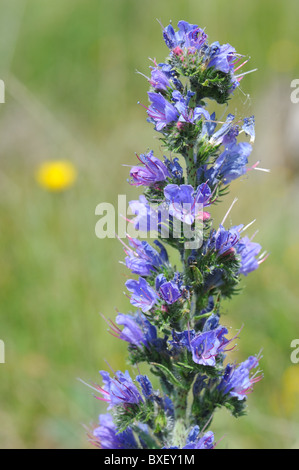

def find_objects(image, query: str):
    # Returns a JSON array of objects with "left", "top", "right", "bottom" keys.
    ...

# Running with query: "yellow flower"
[{"left": 36, "top": 160, "right": 77, "bottom": 192}]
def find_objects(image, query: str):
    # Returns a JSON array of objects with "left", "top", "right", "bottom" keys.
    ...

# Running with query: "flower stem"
[
  {"left": 186, "top": 146, "right": 197, "bottom": 187},
  {"left": 174, "top": 387, "right": 188, "bottom": 420}
]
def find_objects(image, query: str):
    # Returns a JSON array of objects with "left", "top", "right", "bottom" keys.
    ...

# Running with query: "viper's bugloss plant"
[{"left": 89, "top": 20, "right": 267, "bottom": 450}]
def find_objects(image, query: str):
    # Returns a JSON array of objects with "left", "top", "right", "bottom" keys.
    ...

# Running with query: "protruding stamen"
[
  {"left": 235, "top": 68, "right": 258, "bottom": 79},
  {"left": 242, "top": 219, "right": 256, "bottom": 233},
  {"left": 234, "top": 59, "right": 249, "bottom": 72},
  {"left": 220, "top": 198, "right": 238, "bottom": 227}
]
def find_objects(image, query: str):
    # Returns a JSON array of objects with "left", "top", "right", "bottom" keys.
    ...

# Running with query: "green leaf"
[{"left": 150, "top": 362, "right": 183, "bottom": 388}]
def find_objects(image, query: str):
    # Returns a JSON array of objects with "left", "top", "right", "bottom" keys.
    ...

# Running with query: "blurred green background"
[{"left": 1, "top": 0, "right": 299, "bottom": 449}]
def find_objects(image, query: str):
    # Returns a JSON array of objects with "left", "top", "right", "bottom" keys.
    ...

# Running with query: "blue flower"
[
  {"left": 200, "top": 296, "right": 215, "bottom": 318},
  {"left": 147, "top": 92, "right": 179, "bottom": 131},
  {"left": 126, "top": 277, "right": 158, "bottom": 312},
  {"left": 203, "top": 313, "right": 220, "bottom": 332},
  {"left": 112, "top": 312, "right": 157, "bottom": 348},
  {"left": 219, "top": 142, "right": 252, "bottom": 183},
  {"left": 92, "top": 414, "right": 138, "bottom": 449},
  {"left": 203, "top": 268, "right": 225, "bottom": 291},
  {"left": 236, "top": 236, "right": 262, "bottom": 276},
  {"left": 209, "top": 113, "right": 236, "bottom": 146},
  {"left": 112, "top": 313, "right": 146, "bottom": 347},
  {"left": 172, "top": 90, "right": 210, "bottom": 125},
  {"left": 193, "top": 374, "right": 208, "bottom": 396},
  {"left": 164, "top": 183, "right": 211, "bottom": 225},
  {"left": 205, "top": 141, "right": 252, "bottom": 185},
  {"left": 129, "top": 195, "right": 161, "bottom": 232},
  {"left": 155, "top": 273, "right": 182, "bottom": 305},
  {"left": 130, "top": 150, "right": 170, "bottom": 187},
  {"left": 208, "top": 225, "right": 241, "bottom": 256},
  {"left": 169, "top": 329, "right": 196, "bottom": 353},
  {"left": 242, "top": 116, "right": 255, "bottom": 143},
  {"left": 136, "top": 376, "right": 174, "bottom": 417},
  {"left": 98, "top": 370, "right": 143, "bottom": 408},
  {"left": 158, "top": 63, "right": 183, "bottom": 91},
  {"left": 202, "top": 41, "right": 249, "bottom": 95},
  {"left": 139, "top": 62, "right": 183, "bottom": 93},
  {"left": 163, "top": 21, "right": 207, "bottom": 51},
  {"left": 218, "top": 355, "right": 263, "bottom": 400},
  {"left": 163, "top": 396, "right": 175, "bottom": 417},
  {"left": 184, "top": 428, "right": 215, "bottom": 449},
  {"left": 190, "top": 326, "right": 234, "bottom": 366},
  {"left": 149, "top": 67, "right": 171, "bottom": 92},
  {"left": 207, "top": 42, "right": 238, "bottom": 74},
  {"left": 124, "top": 238, "right": 168, "bottom": 276},
  {"left": 136, "top": 375, "right": 154, "bottom": 400},
  {"left": 165, "top": 428, "right": 215, "bottom": 449},
  {"left": 164, "top": 157, "right": 184, "bottom": 182}
]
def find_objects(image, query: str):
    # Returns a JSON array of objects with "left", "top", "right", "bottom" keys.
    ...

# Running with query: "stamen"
[
  {"left": 234, "top": 59, "right": 249, "bottom": 72},
  {"left": 234, "top": 68, "right": 258, "bottom": 79},
  {"left": 220, "top": 198, "right": 238, "bottom": 227},
  {"left": 242, "top": 219, "right": 256, "bottom": 233},
  {"left": 254, "top": 167, "right": 271, "bottom": 173},
  {"left": 136, "top": 70, "right": 150, "bottom": 81}
]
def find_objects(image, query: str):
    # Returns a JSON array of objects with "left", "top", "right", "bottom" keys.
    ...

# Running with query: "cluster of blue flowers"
[{"left": 90, "top": 20, "right": 266, "bottom": 450}]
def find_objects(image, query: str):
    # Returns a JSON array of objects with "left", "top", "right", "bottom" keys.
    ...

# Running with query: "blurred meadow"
[{"left": 1, "top": 0, "right": 299, "bottom": 449}]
